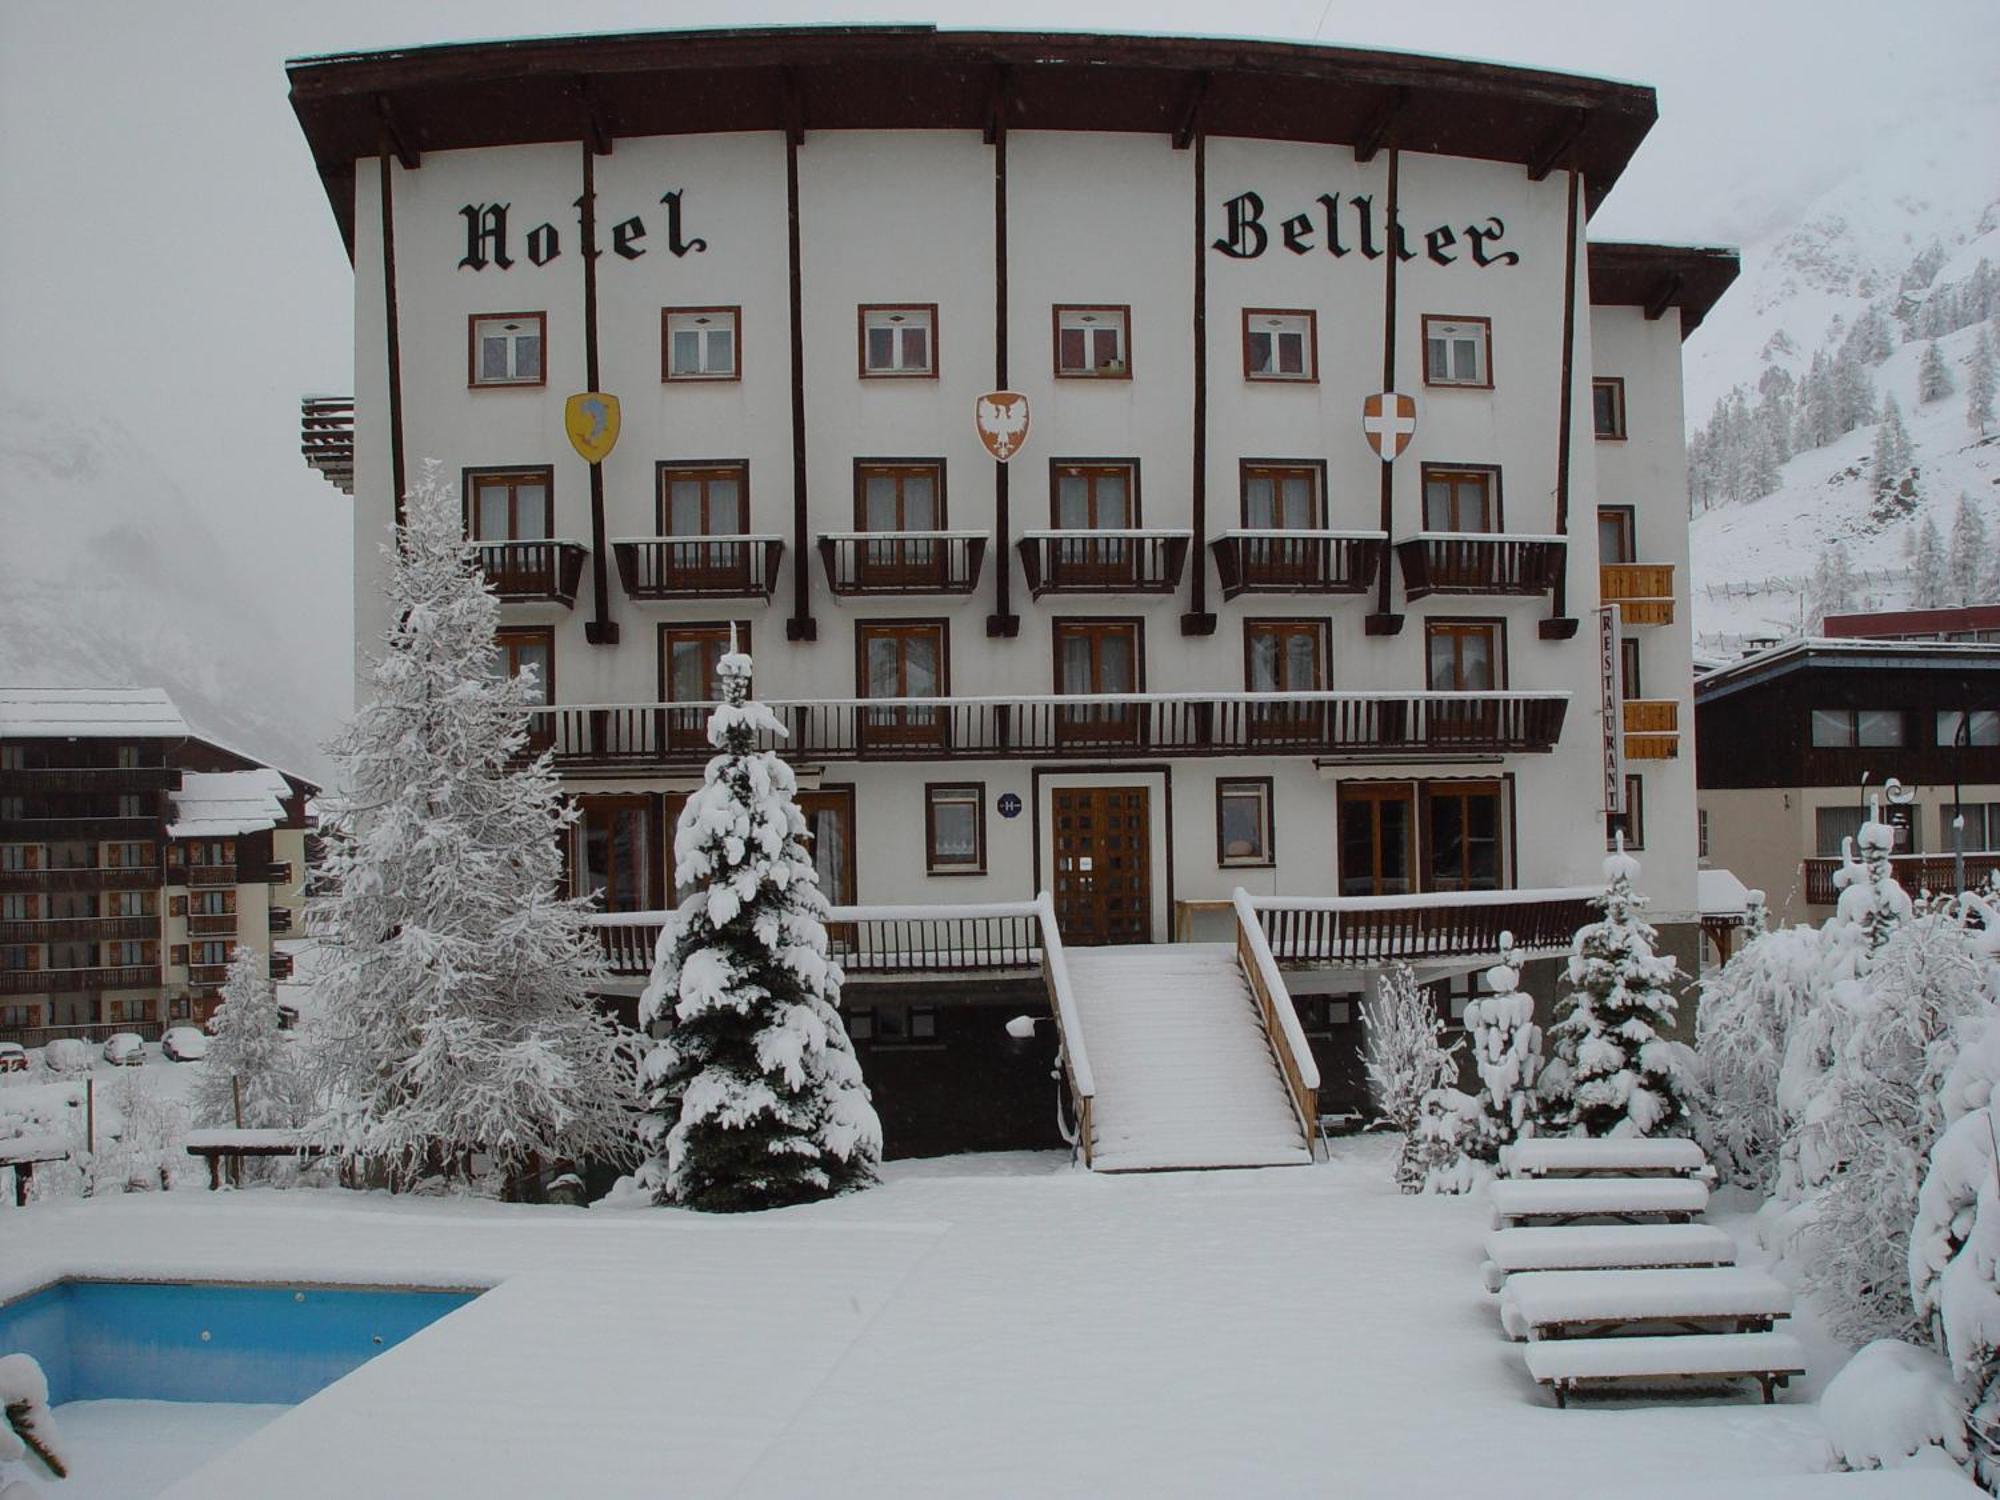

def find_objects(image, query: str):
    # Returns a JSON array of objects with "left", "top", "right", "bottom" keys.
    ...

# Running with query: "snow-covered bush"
[
  {"left": 635, "top": 649, "right": 881, "bottom": 1212},
  {"left": 194, "top": 947, "right": 310, "bottom": 1133},
  {"left": 1821, "top": 1338, "right": 1969, "bottom": 1475},
  {"left": 0, "top": 1351, "right": 66, "bottom": 1480},
  {"left": 1911, "top": 1099, "right": 2000, "bottom": 1489},
  {"left": 1462, "top": 932, "right": 1541, "bottom": 1161},
  {"left": 1361, "top": 962, "right": 1461, "bottom": 1193},
  {"left": 306, "top": 464, "right": 638, "bottom": 1193},
  {"left": 1542, "top": 848, "right": 1692, "bottom": 1138},
  {"left": 1411, "top": 1087, "right": 1482, "bottom": 1195},
  {"left": 1696, "top": 918, "right": 1824, "bottom": 1189}
]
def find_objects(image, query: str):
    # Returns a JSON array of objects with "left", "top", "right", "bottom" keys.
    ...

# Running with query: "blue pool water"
[{"left": 0, "top": 1280, "right": 478, "bottom": 1406}]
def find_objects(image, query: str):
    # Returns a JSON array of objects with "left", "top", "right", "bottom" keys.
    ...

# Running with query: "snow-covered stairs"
[{"left": 1063, "top": 943, "right": 1312, "bottom": 1172}]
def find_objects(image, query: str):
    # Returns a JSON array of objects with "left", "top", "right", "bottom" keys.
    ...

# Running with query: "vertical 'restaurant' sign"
[{"left": 1599, "top": 603, "right": 1625, "bottom": 815}]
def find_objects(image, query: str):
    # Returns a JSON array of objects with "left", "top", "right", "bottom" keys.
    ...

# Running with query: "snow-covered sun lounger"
[
  {"left": 1489, "top": 1176, "right": 1708, "bottom": 1229},
  {"left": 1500, "top": 1137, "right": 1710, "bottom": 1180},
  {"left": 1499, "top": 1267, "right": 1792, "bottom": 1341},
  {"left": 1482, "top": 1225, "right": 1736, "bottom": 1291},
  {"left": 1523, "top": 1331, "right": 1806, "bottom": 1407}
]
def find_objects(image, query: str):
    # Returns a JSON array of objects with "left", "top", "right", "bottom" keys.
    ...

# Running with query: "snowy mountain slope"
[{"left": 0, "top": 392, "right": 342, "bottom": 781}]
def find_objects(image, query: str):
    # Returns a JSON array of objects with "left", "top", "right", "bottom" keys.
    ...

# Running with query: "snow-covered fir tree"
[
  {"left": 1463, "top": 932, "right": 1542, "bottom": 1161},
  {"left": 635, "top": 648, "right": 881, "bottom": 1212},
  {"left": 1874, "top": 396, "right": 1913, "bottom": 500},
  {"left": 1911, "top": 515, "right": 1951, "bottom": 610},
  {"left": 1361, "top": 961, "right": 1461, "bottom": 1192},
  {"left": 1919, "top": 340, "right": 1955, "bottom": 404},
  {"left": 1950, "top": 494, "right": 1990, "bottom": 607},
  {"left": 1969, "top": 330, "right": 1996, "bottom": 436},
  {"left": 1541, "top": 846, "right": 1692, "bottom": 1138},
  {"left": 193, "top": 946, "right": 309, "bottom": 1130},
  {"left": 1812, "top": 543, "right": 1859, "bottom": 625},
  {"left": 306, "top": 464, "right": 638, "bottom": 1193}
]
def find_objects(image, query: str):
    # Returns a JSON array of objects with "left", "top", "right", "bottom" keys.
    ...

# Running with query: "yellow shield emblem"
[{"left": 564, "top": 392, "right": 621, "bottom": 465}]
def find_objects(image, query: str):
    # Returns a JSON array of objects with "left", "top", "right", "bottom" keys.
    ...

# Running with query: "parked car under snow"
[
  {"left": 102, "top": 1033, "right": 146, "bottom": 1066},
  {"left": 162, "top": 1027, "right": 209, "bottom": 1062}
]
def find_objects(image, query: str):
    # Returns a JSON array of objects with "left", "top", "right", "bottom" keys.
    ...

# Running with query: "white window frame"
[
  {"left": 663, "top": 308, "right": 739, "bottom": 382},
  {"left": 1054, "top": 305, "right": 1129, "bottom": 378},
  {"left": 1217, "top": 778, "right": 1275, "bottom": 868},
  {"left": 1244, "top": 310, "right": 1317, "bottom": 382},
  {"left": 469, "top": 313, "right": 545, "bottom": 388},
  {"left": 860, "top": 305, "right": 936, "bottom": 378},
  {"left": 1423, "top": 316, "right": 1491, "bottom": 388}
]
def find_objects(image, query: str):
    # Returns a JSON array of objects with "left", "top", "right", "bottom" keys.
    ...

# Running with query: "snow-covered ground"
[{"left": 0, "top": 1140, "right": 1872, "bottom": 1499}]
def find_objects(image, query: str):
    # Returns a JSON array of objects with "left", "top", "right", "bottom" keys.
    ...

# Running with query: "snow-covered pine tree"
[
  {"left": 1969, "top": 330, "right": 1996, "bottom": 437},
  {"left": 1543, "top": 846, "right": 1692, "bottom": 1138},
  {"left": 1919, "top": 340, "right": 1955, "bottom": 404},
  {"left": 1951, "top": 495, "right": 1990, "bottom": 607},
  {"left": 1874, "top": 396, "right": 1913, "bottom": 499},
  {"left": 306, "top": 463, "right": 638, "bottom": 1193},
  {"left": 193, "top": 946, "right": 308, "bottom": 1131},
  {"left": 634, "top": 648, "right": 881, "bottom": 1211},
  {"left": 1463, "top": 932, "right": 1542, "bottom": 1161},
  {"left": 1913, "top": 515, "right": 1950, "bottom": 610},
  {"left": 1361, "top": 961, "right": 1461, "bottom": 1192},
  {"left": 1836, "top": 346, "right": 1877, "bottom": 434}
]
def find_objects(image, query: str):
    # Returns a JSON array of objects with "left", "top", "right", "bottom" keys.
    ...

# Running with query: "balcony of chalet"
[
  {"left": 269, "top": 907, "right": 294, "bottom": 934},
  {"left": 476, "top": 541, "right": 589, "bottom": 606},
  {"left": 0, "top": 917, "right": 156, "bottom": 944},
  {"left": 1017, "top": 531, "right": 1191, "bottom": 598},
  {"left": 186, "top": 914, "right": 238, "bottom": 937},
  {"left": 181, "top": 864, "right": 238, "bottom": 889},
  {"left": 1803, "top": 852, "right": 2000, "bottom": 906},
  {"left": 0, "top": 766, "right": 175, "bottom": 795},
  {"left": 1601, "top": 564, "right": 1675, "bottom": 626},
  {"left": 613, "top": 536, "right": 785, "bottom": 601},
  {"left": 1210, "top": 530, "right": 1387, "bottom": 600},
  {"left": 818, "top": 532, "right": 988, "bottom": 596},
  {"left": 1394, "top": 534, "right": 1566, "bottom": 599},
  {"left": 300, "top": 395, "right": 354, "bottom": 495},
  {"left": 0, "top": 816, "right": 158, "bottom": 842},
  {"left": 1621, "top": 699, "right": 1680, "bottom": 759},
  {"left": 0, "top": 965, "right": 158, "bottom": 996},
  {"left": 527, "top": 690, "right": 1569, "bottom": 769},
  {"left": 0, "top": 864, "right": 159, "bottom": 894}
]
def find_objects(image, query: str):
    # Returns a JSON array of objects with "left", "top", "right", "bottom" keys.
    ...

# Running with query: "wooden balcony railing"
[
  {"left": 528, "top": 690, "right": 1570, "bottom": 769},
  {"left": 1803, "top": 852, "right": 2000, "bottom": 906},
  {"left": 0, "top": 917, "right": 156, "bottom": 944},
  {"left": 0, "top": 1019, "right": 163, "bottom": 1049},
  {"left": 1210, "top": 530, "right": 1387, "bottom": 599},
  {"left": 475, "top": 541, "right": 589, "bottom": 606},
  {"left": 0, "top": 965, "right": 158, "bottom": 996},
  {"left": 1394, "top": 534, "right": 1566, "bottom": 598},
  {"left": 1252, "top": 887, "right": 1600, "bottom": 966},
  {"left": 817, "top": 532, "right": 988, "bottom": 596},
  {"left": 1601, "top": 563, "right": 1675, "bottom": 626},
  {"left": 262, "top": 863, "right": 294, "bottom": 885},
  {"left": 269, "top": 952, "right": 296, "bottom": 981},
  {"left": 188, "top": 964, "right": 230, "bottom": 986},
  {"left": 0, "top": 816, "right": 158, "bottom": 842},
  {"left": 0, "top": 865, "right": 159, "bottom": 893},
  {"left": 185, "top": 865, "right": 237, "bottom": 888},
  {"left": 0, "top": 766, "right": 174, "bottom": 794},
  {"left": 593, "top": 901, "right": 1046, "bottom": 978},
  {"left": 301, "top": 394, "right": 354, "bottom": 495},
  {"left": 187, "top": 914, "right": 238, "bottom": 937},
  {"left": 1621, "top": 699, "right": 1680, "bottom": 760},
  {"left": 269, "top": 907, "right": 294, "bottom": 934},
  {"left": 1017, "top": 530, "right": 1192, "bottom": 597},
  {"left": 612, "top": 535, "right": 785, "bottom": 601}
]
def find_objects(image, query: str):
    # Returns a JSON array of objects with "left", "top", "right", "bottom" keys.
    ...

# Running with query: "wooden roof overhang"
[
  {"left": 1586, "top": 240, "right": 1740, "bottom": 338},
  {"left": 287, "top": 25, "right": 1661, "bottom": 260}
]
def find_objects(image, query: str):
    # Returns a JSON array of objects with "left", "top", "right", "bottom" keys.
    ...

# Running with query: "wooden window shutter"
[
  {"left": 144, "top": 941, "right": 159, "bottom": 966},
  {"left": 170, "top": 895, "right": 187, "bottom": 917},
  {"left": 171, "top": 944, "right": 188, "bottom": 967},
  {"left": 222, "top": 890, "right": 237, "bottom": 914}
]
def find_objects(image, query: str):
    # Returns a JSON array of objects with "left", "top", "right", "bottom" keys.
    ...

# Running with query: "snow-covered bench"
[
  {"left": 1482, "top": 1224, "right": 1737, "bottom": 1291},
  {"left": 1499, "top": 1137, "right": 1710, "bottom": 1180},
  {"left": 1489, "top": 1176, "right": 1708, "bottom": 1229},
  {"left": 1499, "top": 1267, "right": 1792, "bottom": 1341},
  {"left": 184, "top": 1128, "right": 325, "bottom": 1189},
  {"left": 0, "top": 1134, "right": 71, "bottom": 1208},
  {"left": 1522, "top": 1330, "right": 1806, "bottom": 1407}
]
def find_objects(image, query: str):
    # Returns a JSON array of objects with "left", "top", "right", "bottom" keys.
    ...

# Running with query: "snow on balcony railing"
[{"left": 1249, "top": 886, "right": 1599, "bottom": 965}]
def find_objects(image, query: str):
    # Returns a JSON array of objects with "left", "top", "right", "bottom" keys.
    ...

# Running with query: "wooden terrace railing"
[
  {"left": 0, "top": 965, "right": 159, "bottom": 996},
  {"left": 0, "top": 865, "right": 160, "bottom": 894},
  {"left": 1232, "top": 888, "right": 1320, "bottom": 1153},
  {"left": 817, "top": 532, "right": 988, "bottom": 595},
  {"left": 1601, "top": 564, "right": 1675, "bottom": 626},
  {"left": 1394, "top": 534, "right": 1566, "bottom": 598},
  {"left": 528, "top": 690, "right": 1570, "bottom": 769},
  {"left": 0, "top": 766, "right": 175, "bottom": 794},
  {"left": 184, "top": 865, "right": 237, "bottom": 888},
  {"left": 300, "top": 395, "right": 354, "bottom": 495},
  {"left": 1017, "top": 530, "right": 1192, "bottom": 597},
  {"left": 475, "top": 541, "right": 590, "bottom": 606},
  {"left": 1802, "top": 852, "right": 2000, "bottom": 906},
  {"left": 186, "top": 914, "right": 238, "bottom": 937},
  {"left": 1250, "top": 887, "right": 1600, "bottom": 965},
  {"left": 0, "top": 816, "right": 159, "bottom": 843},
  {"left": 612, "top": 536, "right": 785, "bottom": 601},
  {"left": 1210, "top": 530, "right": 1387, "bottom": 599},
  {"left": 0, "top": 917, "right": 156, "bottom": 944}
]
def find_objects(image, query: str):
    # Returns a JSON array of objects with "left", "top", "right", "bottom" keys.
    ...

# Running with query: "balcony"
[
  {"left": 0, "top": 865, "right": 158, "bottom": 893},
  {"left": 1394, "top": 534, "right": 1566, "bottom": 599},
  {"left": 188, "top": 964, "right": 230, "bottom": 987},
  {"left": 269, "top": 907, "right": 294, "bottom": 934},
  {"left": 187, "top": 914, "right": 238, "bottom": 937},
  {"left": 262, "top": 862, "right": 294, "bottom": 885},
  {"left": 1601, "top": 563, "right": 1676, "bottom": 626},
  {"left": 1621, "top": 699, "right": 1680, "bottom": 760},
  {"left": 301, "top": 395, "right": 354, "bottom": 495},
  {"left": 0, "top": 816, "right": 157, "bottom": 843},
  {"left": 613, "top": 535, "right": 785, "bottom": 601},
  {"left": 270, "top": 952, "right": 296, "bottom": 981},
  {"left": 0, "top": 766, "right": 174, "bottom": 795},
  {"left": 185, "top": 864, "right": 237, "bottom": 888},
  {"left": 527, "top": 690, "right": 1569, "bottom": 768},
  {"left": 1803, "top": 852, "right": 2000, "bottom": 907},
  {"left": 476, "top": 541, "right": 589, "bottom": 606},
  {"left": 1210, "top": 530, "right": 1387, "bottom": 600},
  {"left": 0, "top": 966, "right": 158, "bottom": 996},
  {"left": 817, "top": 532, "right": 988, "bottom": 596},
  {"left": 0, "top": 917, "right": 156, "bottom": 944},
  {"left": 1017, "top": 530, "right": 1191, "bottom": 597}
]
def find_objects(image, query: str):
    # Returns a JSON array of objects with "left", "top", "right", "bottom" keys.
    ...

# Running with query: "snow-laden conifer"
[
  {"left": 1919, "top": 340, "right": 1955, "bottom": 404},
  {"left": 193, "top": 946, "right": 309, "bottom": 1131},
  {"left": 305, "top": 464, "right": 638, "bottom": 1192},
  {"left": 1950, "top": 494, "right": 1989, "bottom": 607},
  {"left": 1463, "top": 932, "right": 1542, "bottom": 1160},
  {"left": 635, "top": 648, "right": 881, "bottom": 1211},
  {"left": 1969, "top": 330, "right": 1996, "bottom": 437},
  {"left": 1541, "top": 846, "right": 1692, "bottom": 1138},
  {"left": 1912, "top": 515, "right": 1951, "bottom": 609},
  {"left": 1874, "top": 396, "right": 1913, "bottom": 499},
  {"left": 1361, "top": 961, "right": 1461, "bottom": 1193}
]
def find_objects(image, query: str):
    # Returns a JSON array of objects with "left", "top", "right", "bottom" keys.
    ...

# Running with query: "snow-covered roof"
[
  {"left": 169, "top": 769, "right": 294, "bottom": 838},
  {"left": 0, "top": 687, "right": 190, "bottom": 739},
  {"left": 1697, "top": 868, "right": 1755, "bottom": 917},
  {"left": 1694, "top": 636, "right": 2000, "bottom": 702}
]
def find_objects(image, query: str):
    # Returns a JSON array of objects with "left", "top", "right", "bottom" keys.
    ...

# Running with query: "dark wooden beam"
[
  {"left": 1527, "top": 107, "right": 1589, "bottom": 181},
  {"left": 574, "top": 74, "right": 614, "bottom": 155},
  {"left": 1171, "top": 70, "right": 1210, "bottom": 150},
  {"left": 780, "top": 67, "right": 805, "bottom": 146},
  {"left": 373, "top": 94, "right": 419, "bottom": 170},
  {"left": 1352, "top": 86, "right": 1408, "bottom": 164},
  {"left": 983, "top": 64, "right": 1010, "bottom": 146},
  {"left": 1644, "top": 273, "right": 1684, "bottom": 321}
]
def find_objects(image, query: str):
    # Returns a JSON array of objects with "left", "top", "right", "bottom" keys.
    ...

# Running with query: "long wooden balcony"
[
  {"left": 0, "top": 917, "right": 156, "bottom": 944},
  {"left": 1803, "top": 852, "right": 2000, "bottom": 906},
  {"left": 1621, "top": 699, "right": 1680, "bottom": 760},
  {"left": 188, "top": 964, "right": 230, "bottom": 986},
  {"left": 0, "top": 816, "right": 158, "bottom": 842},
  {"left": 301, "top": 395, "right": 354, "bottom": 495},
  {"left": 613, "top": 535, "right": 785, "bottom": 601},
  {"left": 0, "top": 766, "right": 174, "bottom": 795},
  {"left": 476, "top": 541, "right": 589, "bottom": 606},
  {"left": 269, "top": 906, "right": 294, "bottom": 934},
  {"left": 818, "top": 532, "right": 988, "bottom": 596},
  {"left": 527, "top": 690, "right": 1569, "bottom": 769},
  {"left": 184, "top": 864, "right": 238, "bottom": 888},
  {"left": 1210, "top": 530, "right": 1387, "bottom": 599},
  {"left": 595, "top": 902, "right": 1047, "bottom": 979},
  {"left": 1017, "top": 530, "right": 1191, "bottom": 597},
  {"left": 1601, "top": 563, "right": 1675, "bottom": 626},
  {"left": 1252, "top": 887, "right": 1600, "bottom": 966},
  {"left": 0, "top": 965, "right": 158, "bottom": 996},
  {"left": 1394, "top": 534, "right": 1566, "bottom": 598},
  {"left": 187, "top": 914, "right": 238, "bottom": 937},
  {"left": 0, "top": 865, "right": 159, "bottom": 893}
]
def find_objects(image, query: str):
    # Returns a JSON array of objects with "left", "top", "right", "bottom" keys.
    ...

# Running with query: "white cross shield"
[{"left": 1362, "top": 391, "right": 1417, "bottom": 462}]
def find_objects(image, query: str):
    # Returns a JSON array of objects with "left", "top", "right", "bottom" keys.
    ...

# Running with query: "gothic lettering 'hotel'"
[{"left": 291, "top": 27, "right": 1736, "bottom": 1146}]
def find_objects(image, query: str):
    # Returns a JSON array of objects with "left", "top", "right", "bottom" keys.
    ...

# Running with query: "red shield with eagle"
[{"left": 974, "top": 391, "right": 1031, "bottom": 462}]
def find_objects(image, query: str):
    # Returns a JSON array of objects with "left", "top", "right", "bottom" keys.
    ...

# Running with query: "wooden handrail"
[
  {"left": 1232, "top": 888, "right": 1320, "bottom": 1152},
  {"left": 1033, "top": 890, "right": 1096, "bottom": 1167}
]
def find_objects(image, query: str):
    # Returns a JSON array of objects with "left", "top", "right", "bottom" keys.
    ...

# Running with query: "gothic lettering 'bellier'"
[
  {"left": 457, "top": 190, "right": 708, "bottom": 269},
  {"left": 1210, "top": 190, "right": 1521, "bottom": 268}
]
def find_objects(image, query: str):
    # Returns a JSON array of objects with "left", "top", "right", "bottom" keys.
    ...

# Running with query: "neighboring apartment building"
[
  {"left": 0, "top": 689, "right": 315, "bottom": 1045},
  {"left": 1695, "top": 639, "right": 2000, "bottom": 924},
  {"left": 288, "top": 29, "right": 1730, "bottom": 1137}
]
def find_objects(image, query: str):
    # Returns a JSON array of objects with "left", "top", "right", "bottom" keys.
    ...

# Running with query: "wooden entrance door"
[{"left": 1051, "top": 786, "right": 1151, "bottom": 945}]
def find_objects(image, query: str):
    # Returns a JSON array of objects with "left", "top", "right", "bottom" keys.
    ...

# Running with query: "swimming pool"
[{"left": 0, "top": 1279, "right": 479, "bottom": 1406}]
